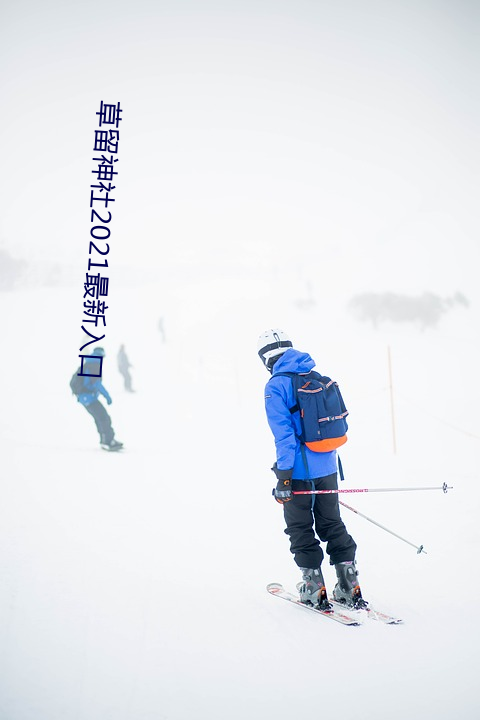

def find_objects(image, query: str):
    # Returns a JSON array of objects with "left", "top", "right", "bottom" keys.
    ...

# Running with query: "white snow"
[
  {"left": 0, "top": 276, "right": 478, "bottom": 720},
  {"left": 1, "top": 2, "right": 479, "bottom": 717}
]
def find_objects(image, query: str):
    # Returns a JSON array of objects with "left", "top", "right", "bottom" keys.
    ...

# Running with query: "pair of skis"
[{"left": 267, "top": 583, "right": 402, "bottom": 626}]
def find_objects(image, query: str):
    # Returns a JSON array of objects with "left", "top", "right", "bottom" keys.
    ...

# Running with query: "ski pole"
[
  {"left": 338, "top": 499, "right": 427, "bottom": 554},
  {"left": 292, "top": 482, "right": 452, "bottom": 496}
]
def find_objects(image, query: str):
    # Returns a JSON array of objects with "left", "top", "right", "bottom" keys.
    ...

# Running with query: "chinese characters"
[{"left": 78, "top": 101, "right": 123, "bottom": 377}]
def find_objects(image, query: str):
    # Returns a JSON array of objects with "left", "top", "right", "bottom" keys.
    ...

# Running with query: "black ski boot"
[
  {"left": 101, "top": 439, "right": 124, "bottom": 452},
  {"left": 297, "top": 568, "right": 332, "bottom": 611},
  {"left": 333, "top": 561, "right": 368, "bottom": 609}
]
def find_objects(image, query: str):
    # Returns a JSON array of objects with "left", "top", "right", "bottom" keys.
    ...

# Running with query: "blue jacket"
[
  {"left": 76, "top": 361, "right": 112, "bottom": 407},
  {"left": 264, "top": 348, "right": 337, "bottom": 480}
]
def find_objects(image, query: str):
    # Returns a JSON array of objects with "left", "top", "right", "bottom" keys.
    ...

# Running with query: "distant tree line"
[
  {"left": 0, "top": 248, "right": 27, "bottom": 291},
  {"left": 348, "top": 291, "right": 469, "bottom": 329}
]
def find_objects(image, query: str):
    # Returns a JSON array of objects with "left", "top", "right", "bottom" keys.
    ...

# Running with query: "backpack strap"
[
  {"left": 274, "top": 372, "right": 312, "bottom": 481},
  {"left": 273, "top": 371, "right": 310, "bottom": 415}
]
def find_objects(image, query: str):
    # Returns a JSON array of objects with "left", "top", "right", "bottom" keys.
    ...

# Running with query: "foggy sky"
[{"left": 0, "top": 0, "right": 479, "bottom": 297}]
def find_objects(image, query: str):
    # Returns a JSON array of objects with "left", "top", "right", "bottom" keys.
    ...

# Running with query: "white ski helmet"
[{"left": 257, "top": 328, "right": 293, "bottom": 369}]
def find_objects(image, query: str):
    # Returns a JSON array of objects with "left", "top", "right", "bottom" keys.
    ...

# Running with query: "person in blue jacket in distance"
[
  {"left": 258, "top": 328, "right": 366, "bottom": 610},
  {"left": 75, "top": 347, "right": 123, "bottom": 451}
]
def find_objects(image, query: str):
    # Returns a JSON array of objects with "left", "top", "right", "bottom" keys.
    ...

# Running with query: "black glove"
[
  {"left": 271, "top": 464, "right": 293, "bottom": 504},
  {"left": 271, "top": 463, "right": 293, "bottom": 481}
]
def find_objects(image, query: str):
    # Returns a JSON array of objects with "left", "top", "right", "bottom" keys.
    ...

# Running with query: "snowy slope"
[{"left": 1, "top": 276, "right": 479, "bottom": 720}]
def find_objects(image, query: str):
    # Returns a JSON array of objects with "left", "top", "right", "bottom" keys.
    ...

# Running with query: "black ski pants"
[
  {"left": 283, "top": 473, "right": 356, "bottom": 569},
  {"left": 83, "top": 400, "right": 114, "bottom": 444}
]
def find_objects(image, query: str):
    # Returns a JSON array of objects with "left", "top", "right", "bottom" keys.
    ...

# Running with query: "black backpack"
[
  {"left": 70, "top": 368, "right": 86, "bottom": 396},
  {"left": 275, "top": 371, "right": 348, "bottom": 452}
]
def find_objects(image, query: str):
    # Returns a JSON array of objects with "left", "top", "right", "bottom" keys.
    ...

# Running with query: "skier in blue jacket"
[
  {"left": 75, "top": 347, "right": 123, "bottom": 451},
  {"left": 258, "top": 329, "right": 366, "bottom": 610}
]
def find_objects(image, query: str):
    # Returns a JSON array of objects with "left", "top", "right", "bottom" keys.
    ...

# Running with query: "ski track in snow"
[{"left": 0, "top": 281, "right": 479, "bottom": 720}]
